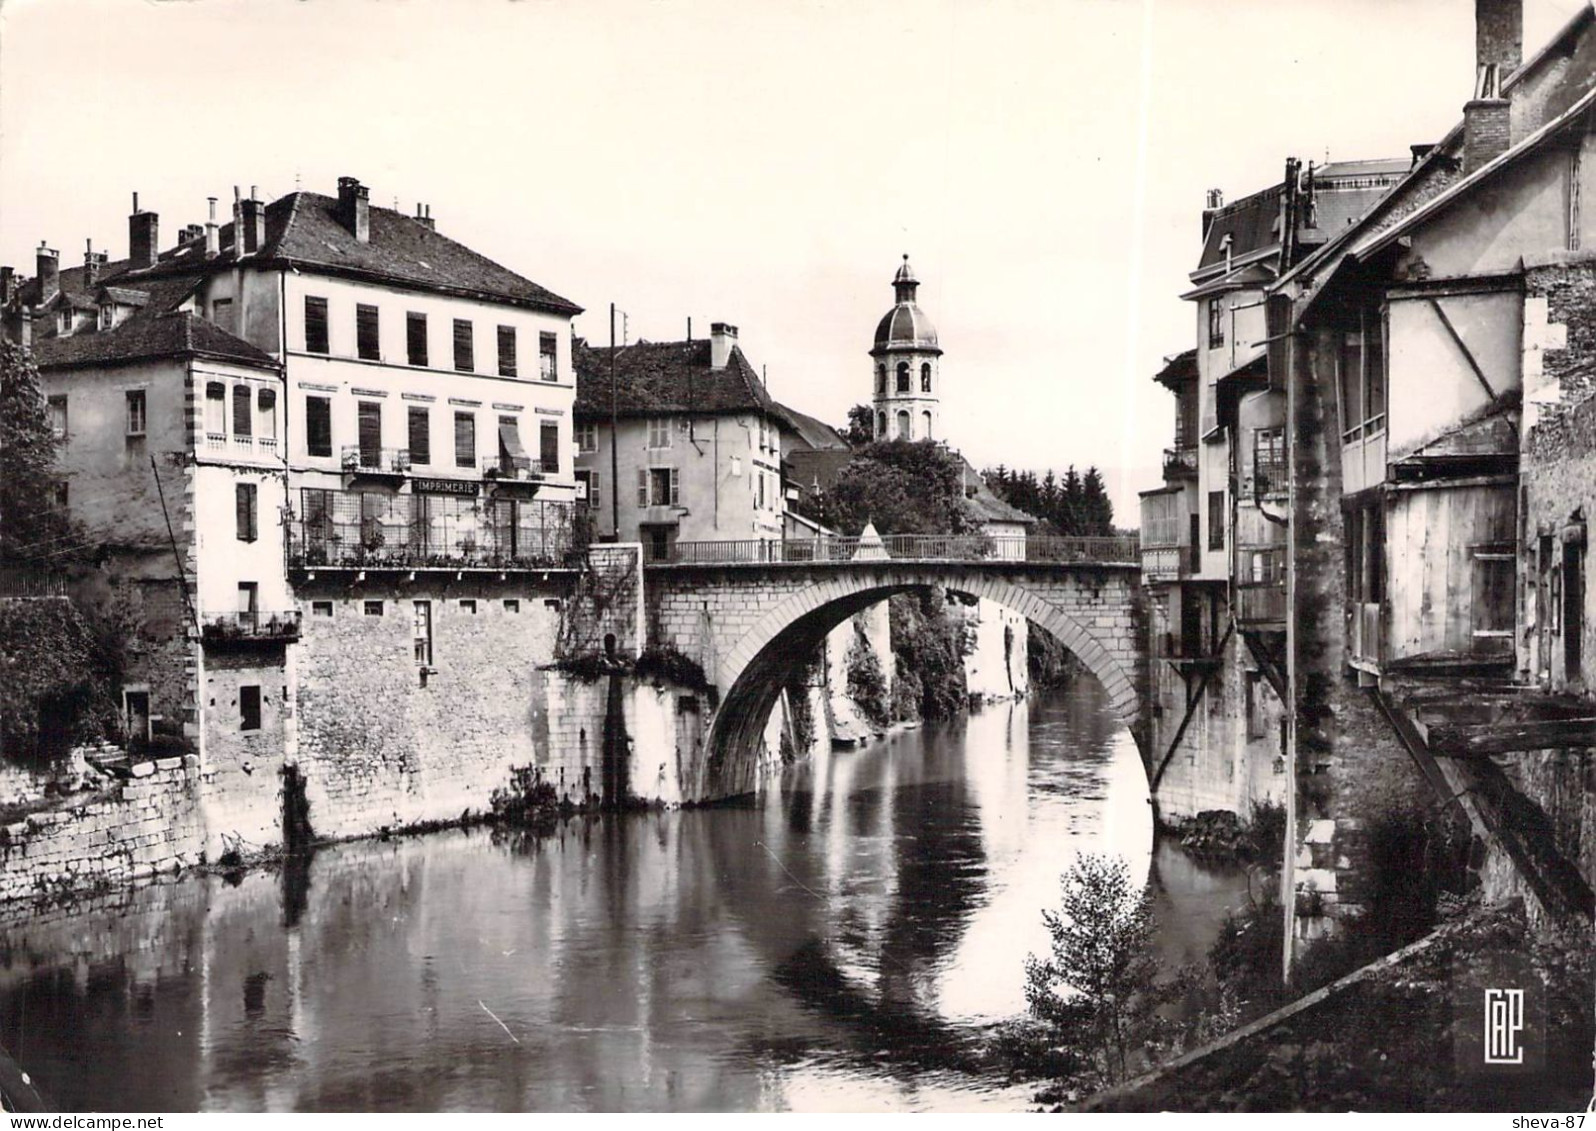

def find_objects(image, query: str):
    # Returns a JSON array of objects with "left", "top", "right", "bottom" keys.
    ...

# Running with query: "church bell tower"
[{"left": 869, "top": 255, "right": 942, "bottom": 441}]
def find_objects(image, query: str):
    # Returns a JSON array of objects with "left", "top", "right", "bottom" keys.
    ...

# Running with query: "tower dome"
[
  {"left": 868, "top": 255, "right": 942, "bottom": 443},
  {"left": 871, "top": 256, "right": 942, "bottom": 354}
]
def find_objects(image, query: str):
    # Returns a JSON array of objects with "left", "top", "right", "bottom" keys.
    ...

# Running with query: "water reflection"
[{"left": 0, "top": 683, "right": 1232, "bottom": 1113}]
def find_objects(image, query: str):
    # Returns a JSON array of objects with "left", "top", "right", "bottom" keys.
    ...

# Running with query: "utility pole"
[{"left": 609, "top": 303, "right": 621, "bottom": 541}]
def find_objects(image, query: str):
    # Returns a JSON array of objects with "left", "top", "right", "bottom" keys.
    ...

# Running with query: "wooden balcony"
[
  {"left": 1141, "top": 544, "right": 1192, "bottom": 582},
  {"left": 1235, "top": 581, "right": 1286, "bottom": 628},
  {"left": 1162, "top": 445, "right": 1199, "bottom": 479}
]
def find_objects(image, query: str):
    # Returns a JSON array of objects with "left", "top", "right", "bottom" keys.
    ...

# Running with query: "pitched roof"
[
  {"left": 960, "top": 458, "right": 1039, "bottom": 526},
  {"left": 571, "top": 338, "right": 776, "bottom": 419},
  {"left": 771, "top": 401, "right": 850, "bottom": 452}
]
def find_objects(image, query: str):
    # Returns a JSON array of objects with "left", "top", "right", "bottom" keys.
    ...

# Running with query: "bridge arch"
[{"left": 697, "top": 566, "right": 1144, "bottom": 799}]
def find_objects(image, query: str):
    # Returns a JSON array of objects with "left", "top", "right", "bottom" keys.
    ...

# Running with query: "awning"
[{"left": 499, "top": 420, "right": 528, "bottom": 461}]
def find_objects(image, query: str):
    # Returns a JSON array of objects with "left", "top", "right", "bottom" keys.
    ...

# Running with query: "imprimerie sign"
[{"left": 413, "top": 478, "right": 480, "bottom": 496}]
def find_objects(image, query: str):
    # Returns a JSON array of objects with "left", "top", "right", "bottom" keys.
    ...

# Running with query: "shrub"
[{"left": 845, "top": 621, "right": 890, "bottom": 726}]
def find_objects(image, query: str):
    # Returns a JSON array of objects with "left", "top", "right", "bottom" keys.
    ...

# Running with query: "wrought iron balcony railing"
[
  {"left": 341, "top": 446, "right": 412, "bottom": 475},
  {"left": 201, "top": 610, "right": 302, "bottom": 643},
  {"left": 1162, "top": 445, "right": 1199, "bottom": 478}
]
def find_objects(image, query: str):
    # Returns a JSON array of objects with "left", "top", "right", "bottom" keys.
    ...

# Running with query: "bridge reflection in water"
[{"left": 0, "top": 683, "right": 1242, "bottom": 1114}]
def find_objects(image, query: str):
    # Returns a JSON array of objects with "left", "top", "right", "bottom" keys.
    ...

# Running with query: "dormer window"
[
  {"left": 99, "top": 304, "right": 114, "bottom": 330},
  {"left": 58, "top": 310, "right": 73, "bottom": 336}
]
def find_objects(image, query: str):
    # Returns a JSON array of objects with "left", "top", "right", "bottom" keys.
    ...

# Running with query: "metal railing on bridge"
[{"left": 654, "top": 534, "right": 1139, "bottom": 566}]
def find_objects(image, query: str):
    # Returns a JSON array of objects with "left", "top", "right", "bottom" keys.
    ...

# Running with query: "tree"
[
  {"left": 1024, "top": 853, "right": 1178, "bottom": 1090},
  {"left": 809, "top": 439, "right": 979, "bottom": 536},
  {"left": 1, "top": 340, "right": 76, "bottom": 564},
  {"left": 842, "top": 403, "right": 875, "bottom": 447}
]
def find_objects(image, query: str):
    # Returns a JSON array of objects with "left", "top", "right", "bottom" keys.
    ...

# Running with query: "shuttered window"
[
  {"left": 407, "top": 312, "right": 428, "bottom": 367},
  {"left": 304, "top": 296, "right": 329, "bottom": 353},
  {"left": 358, "top": 401, "right": 381, "bottom": 467},
  {"left": 236, "top": 482, "right": 257, "bottom": 542},
  {"left": 232, "top": 385, "right": 252, "bottom": 437},
  {"left": 454, "top": 412, "right": 476, "bottom": 468},
  {"left": 540, "top": 332, "right": 557, "bottom": 381},
  {"left": 498, "top": 325, "right": 517, "bottom": 377},
  {"left": 540, "top": 422, "right": 560, "bottom": 473},
  {"left": 305, "top": 396, "right": 332, "bottom": 458},
  {"left": 408, "top": 406, "right": 430, "bottom": 466},
  {"left": 205, "top": 382, "right": 226, "bottom": 436},
  {"left": 257, "top": 388, "right": 277, "bottom": 440},
  {"left": 453, "top": 319, "right": 474, "bottom": 372},
  {"left": 356, "top": 303, "right": 380, "bottom": 360}
]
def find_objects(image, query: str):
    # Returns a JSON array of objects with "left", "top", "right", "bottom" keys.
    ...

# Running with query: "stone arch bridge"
[{"left": 641, "top": 535, "right": 1147, "bottom": 799}]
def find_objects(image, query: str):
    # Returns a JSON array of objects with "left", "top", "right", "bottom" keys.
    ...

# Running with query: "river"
[{"left": 0, "top": 682, "right": 1250, "bottom": 1112}]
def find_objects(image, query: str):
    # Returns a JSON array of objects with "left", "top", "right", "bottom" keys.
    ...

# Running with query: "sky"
[{"left": 0, "top": 0, "right": 1588, "bottom": 524}]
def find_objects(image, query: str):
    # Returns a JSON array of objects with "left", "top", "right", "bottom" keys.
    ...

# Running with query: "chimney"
[
  {"left": 337, "top": 176, "right": 370, "bottom": 243},
  {"left": 84, "top": 239, "right": 104, "bottom": 286},
  {"left": 181, "top": 223, "right": 205, "bottom": 244},
  {"left": 241, "top": 187, "right": 266, "bottom": 254},
  {"left": 1464, "top": 0, "right": 1522, "bottom": 172},
  {"left": 36, "top": 243, "right": 59, "bottom": 301},
  {"left": 709, "top": 322, "right": 738, "bottom": 369},
  {"left": 129, "top": 192, "right": 159, "bottom": 268},
  {"left": 414, "top": 203, "right": 435, "bottom": 232},
  {"left": 232, "top": 186, "right": 244, "bottom": 255},
  {"left": 1201, "top": 188, "right": 1224, "bottom": 242},
  {"left": 205, "top": 197, "right": 220, "bottom": 258}
]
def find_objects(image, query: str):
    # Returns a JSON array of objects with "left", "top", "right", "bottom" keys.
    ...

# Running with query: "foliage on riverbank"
[
  {"left": 889, "top": 588, "right": 972, "bottom": 721},
  {"left": 1161, "top": 803, "right": 1285, "bottom": 866}
]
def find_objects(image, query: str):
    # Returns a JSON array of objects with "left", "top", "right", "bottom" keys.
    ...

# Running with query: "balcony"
[
  {"left": 342, "top": 446, "right": 412, "bottom": 479},
  {"left": 1236, "top": 581, "right": 1286, "bottom": 628},
  {"left": 1162, "top": 445, "right": 1199, "bottom": 479},
  {"left": 1141, "top": 544, "right": 1192, "bottom": 582},
  {"left": 290, "top": 488, "right": 584, "bottom": 571},
  {"left": 482, "top": 454, "right": 558, "bottom": 483},
  {"left": 201, "top": 609, "right": 302, "bottom": 645}
]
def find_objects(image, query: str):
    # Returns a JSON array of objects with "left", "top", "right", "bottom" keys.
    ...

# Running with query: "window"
[
  {"left": 126, "top": 390, "right": 146, "bottom": 437},
  {"left": 305, "top": 395, "right": 332, "bottom": 458},
  {"left": 921, "top": 410, "right": 932, "bottom": 439},
  {"left": 356, "top": 303, "right": 380, "bottom": 360},
  {"left": 1208, "top": 490, "right": 1225, "bottom": 551},
  {"left": 1345, "top": 503, "right": 1385, "bottom": 604},
  {"left": 645, "top": 526, "right": 670, "bottom": 562},
  {"left": 498, "top": 325, "right": 518, "bottom": 377},
  {"left": 575, "top": 468, "right": 599, "bottom": 504},
  {"left": 212, "top": 297, "right": 236, "bottom": 335},
  {"left": 648, "top": 417, "right": 672, "bottom": 449},
  {"left": 236, "top": 483, "right": 258, "bottom": 542},
  {"left": 756, "top": 470, "right": 766, "bottom": 510},
  {"left": 258, "top": 388, "right": 277, "bottom": 441},
  {"left": 312, "top": 601, "right": 333, "bottom": 618},
  {"left": 1564, "top": 538, "right": 1584, "bottom": 679},
  {"left": 896, "top": 410, "right": 910, "bottom": 439},
  {"left": 896, "top": 362, "right": 910, "bottom": 393},
  {"left": 539, "top": 331, "right": 557, "bottom": 381},
  {"left": 240, "top": 685, "right": 261, "bottom": 732},
  {"left": 920, "top": 363, "right": 932, "bottom": 393},
  {"left": 454, "top": 411, "right": 476, "bottom": 468},
  {"left": 453, "top": 319, "right": 474, "bottom": 371},
  {"left": 358, "top": 401, "right": 382, "bottom": 467},
  {"left": 413, "top": 601, "right": 433, "bottom": 665},
  {"left": 304, "top": 296, "right": 329, "bottom": 353},
  {"left": 100, "top": 304, "right": 114, "bottom": 331},
  {"left": 1338, "top": 306, "right": 1386, "bottom": 442},
  {"left": 540, "top": 422, "right": 560, "bottom": 473},
  {"left": 576, "top": 422, "right": 598, "bottom": 452},
  {"left": 364, "top": 600, "right": 384, "bottom": 616},
  {"left": 504, "top": 599, "right": 520, "bottom": 613},
  {"left": 1208, "top": 300, "right": 1225, "bottom": 348},
  {"left": 408, "top": 406, "right": 431, "bottom": 466},
  {"left": 876, "top": 365, "right": 886, "bottom": 396},
  {"left": 877, "top": 411, "right": 886, "bottom": 437},
  {"left": 1253, "top": 426, "right": 1286, "bottom": 496},
  {"left": 407, "top": 312, "right": 428, "bottom": 367},
  {"left": 232, "top": 385, "right": 252, "bottom": 437},
  {"left": 47, "top": 395, "right": 67, "bottom": 440},
  {"left": 460, "top": 598, "right": 477, "bottom": 615},
  {"left": 639, "top": 467, "right": 679, "bottom": 507},
  {"left": 237, "top": 582, "right": 258, "bottom": 628}
]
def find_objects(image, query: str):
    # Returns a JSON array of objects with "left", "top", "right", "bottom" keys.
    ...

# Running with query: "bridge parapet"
[{"left": 650, "top": 534, "right": 1139, "bottom": 568}]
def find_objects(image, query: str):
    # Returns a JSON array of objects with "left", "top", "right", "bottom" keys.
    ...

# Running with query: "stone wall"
[
  {"left": 0, "top": 756, "right": 203, "bottom": 903},
  {"left": 199, "top": 645, "right": 291, "bottom": 857}
]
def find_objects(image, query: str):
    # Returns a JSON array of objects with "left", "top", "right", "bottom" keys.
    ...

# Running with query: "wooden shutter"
[
  {"left": 498, "top": 325, "right": 517, "bottom": 377},
  {"left": 540, "top": 422, "right": 559, "bottom": 472},
  {"left": 304, "top": 296, "right": 328, "bottom": 353},
  {"left": 408, "top": 407, "right": 430, "bottom": 466},
  {"left": 453, "top": 319, "right": 474, "bottom": 372},
  {"left": 236, "top": 482, "right": 257, "bottom": 542},
  {"left": 356, "top": 303, "right": 380, "bottom": 360},
  {"left": 358, "top": 402, "right": 381, "bottom": 464},
  {"left": 454, "top": 412, "right": 475, "bottom": 467},
  {"left": 637, "top": 469, "right": 648, "bottom": 506},
  {"left": 670, "top": 468, "right": 680, "bottom": 506},
  {"left": 306, "top": 396, "right": 332, "bottom": 457},
  {"left": 407, "top": 312, "right": 428, "bottom": 367},
  {"left": 232, "top": 385, "right": 252, "bottom": 436}
]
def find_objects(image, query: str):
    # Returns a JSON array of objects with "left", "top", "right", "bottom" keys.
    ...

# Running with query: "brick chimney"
[
  {"left": 1464, "top": 0, "right": 1522, "bottom": 173},
  {"left": 180, "top": 223, "right": 205, "bottom": 245},
  {"left": 36, "top": 243, "right": 59, "bottom": 302},
  {"left": 205, "top": 197, "right": 220, "bottom": 258},
  {"left": 414, "top": 203, "right": 435, "bottom": 231},
  {"left": 129, "top": 192, "right": 159, "bottom": 268},
  {"left": 709, "top": 322, "right": 738, "bottom": 369},
  {"left": 84, "top": 240, "right": 106, "bottom": 286},
  {"left": 337, "top": 176, "right": 370, "bottom": 243},
  {"left": 241, "top": 186, "right": 266, "bottom": 253}
]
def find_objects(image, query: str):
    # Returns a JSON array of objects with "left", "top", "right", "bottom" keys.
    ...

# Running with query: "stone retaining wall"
[{"left": 0, "top": 755, "right": 203, "bottom": 903}]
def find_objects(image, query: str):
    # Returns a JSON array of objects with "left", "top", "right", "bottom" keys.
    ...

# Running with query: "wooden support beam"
[{"left": 1427, "top": 716, "right": 1596, "bottom": 757}]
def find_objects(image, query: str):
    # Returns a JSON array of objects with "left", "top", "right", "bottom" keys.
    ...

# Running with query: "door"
[
  {"left": 1565, "top": 540, "right": 1584, "bottom": 682},
  {"left": 124, "top": 690, "right": 151, "bottom": 748}
]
